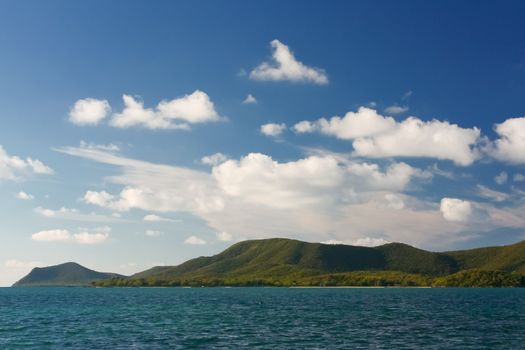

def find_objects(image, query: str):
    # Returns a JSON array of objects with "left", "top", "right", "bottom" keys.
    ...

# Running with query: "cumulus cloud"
[
  {"left": 292, "top": 120, "right": 316, "bottom": 134},
  {"left": 213, "top": 153, "right": 343, "bottom": 209},
  {"left": 201, "top": 153, "right": 228, "bottom": 166},
  {"left": 488, "top": 117, "right": 525, "bottom": 164},
  {"left": 69, "top": 98, "right": 111, "bottom": 126},
  {"left": 352, "top": 237, "right": 390, "bottom": 247},
  {"left": 73, "top": 230, "right": 109, "bottom": 244},
  {"left": 494, "top": 171, "right": 508, "bottom": 185},
  {"left": 260, "top": 123, "right": 286, "bottom": 137},
  {"left": 145, "top": 230, "right": 163, "bottom": 237},
  {"left": 384, "top": 105, "right": 409, "bottom": 115},
  {"left": 16, "top": 191, "right": 34, "bottom": 200},
  {"left": 346, "top": 161, "right": 431, "bottom": 192},
  {"left": 184, "top": 235, "right": 206, "bottom": 245},
  {"left": 250, "top": 40, "right": 328, "bottom": 85},
  {"left": 0, "top": 145, "right": 53, "bottom": 180},
  {"left": 321, "top": 239, "right": 345, "bottom": 245},
  {"left": 242, "top": 94, "right": 257, "bottom": 104},
  {"left": 384, "top": 193, "right": 405, "bottom": 210},
  {"left": 56, "top": 145, "right": 477, "bottom": 249},
  {"left": 32, "top": 229, "right": 71, "bottom": 242},
  {"left": 83, "top": 190, "right": 114, "bottom": 207},
  {"left": 440, "top": 198, "right": 472, "bottom": 222},
  {"left": 321, "top": 237, "right": 390, "bottom": 247},
  {"left": 32, "top": 227, "right": 110, "bottom": 244},
  {"left": 294, "top": 107, "right": 481, "bottom": 166},
  {"left": 294, "top": 107, "right": 395, "bottom": 139},
  {"left": 109, "top": 90, "right": 220, "bottom": 130}
]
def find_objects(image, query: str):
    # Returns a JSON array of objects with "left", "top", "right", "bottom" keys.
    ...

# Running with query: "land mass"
[
  {"left": 14, "top": 238, "right": 525, "bottom": 287},
  {"left": 13, "top": 262, "right": 124, "bottom": 287}
]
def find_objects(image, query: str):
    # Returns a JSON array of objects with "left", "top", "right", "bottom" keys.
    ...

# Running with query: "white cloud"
[
  {"left": 260, "top": 123, "right": 286, "bottom": 137},
  {"left": 156, "top": 90, "right": 220, "bottom": 124},
  {"left": 321, "top": 239, "right": 345, "bottom": 245},
  {"left": 494, "top": 171, "right": 508, "bottom": 185},
  {"left": 32, "top": 227, "right": 110, "bottom": 244},
  {"left": 216, "top": 231, "right": 232, "bottom": 242},
  {"left": 440, "top": 198, "right": 472, "bottom": 222},
  {"left": 69, "top": 98, "right": 111, "bottom": 126},
  {"left": 294, "top": 107, "right": 395, "bottom": 139},
  {"left": 213, "top": 153, "right": 427, "bottom": 210},
  {"left": 477, "top": 185, "right": 509, "bottom": 202},
  {"left": 184, "top": 235, "right": 206, "bottom": 245},
  {"left": 143, "top": 214, "right": 177, "bottom": 222},
  {"left": 32, "top": 229, "right": 71, "bottom": 242},
  {"left": 250, "top": 39, "right": 328, "bottom": 85},
  {"left": 514, "top": 173, "right": 525, "bottom": 182},
  {"left": 294, "top": 107, "right": 481, "bottom": 166},
  {"left": 213, "top": 153, "right": 343, "bottom": 209},
  {"left": 0, "top": 145, "right": 53, "bottom": 180},
  {"left": 292, "top": 120, "right": 316, "bottom": 134},
  {"left": 352, "top": 237, "right": 390, "bottom": 247},
  {"left": 16, "top": 191, "right": 34, "bottom": 200},
  {"left": 321, "top": 237, "right": 390, "bottom": 247},
  {"left": 73, "top": 231, "right": 109, "bottom": 244},
  {"left": 145, "top": 230, "right": 163, "bottom": 237},
  {"left": 84, "top": 190, "right": 114, "bottom": 207},
  {"left": 109, "top": 90, "right": 220, "bottom": 130},
  {"left": 354, "top": 118, "right": 481, "bottom": 166},
  {"left": 242, "top": 94, "right": 257, "bottom": 104},
  {"left": 34, "top": 207, "right": 78, "bottom": 218},
  {"left": 201, "top": 153, "right": 228, "bottom": 166},
  {"left": 488, "top": 117, "right": 525, "bottom": 164},
  {"left": 346, "top": 161, "right": 431, "bottom": 192},
  {"left": 384, "top": 105, "right": 409, "bottom": 115},
  {"left": 56, "top": 145, "right": 477, "bottom": 249},
  {"left": 384, "top": 193, "right": 405, "bottom": 210},
  {"left": 34, "top": 206, "right": 120, "bottom": 223},
  {"left": 58, "top": 146, "right": 225, "bottom": 215},
  {"left": 79, "top": 141, "right": 120, "bottom": 152}
]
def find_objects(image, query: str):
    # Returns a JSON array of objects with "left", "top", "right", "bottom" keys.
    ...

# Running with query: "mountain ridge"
[{"left": 14, "top": 238, "right": 525, "bottom": 287}]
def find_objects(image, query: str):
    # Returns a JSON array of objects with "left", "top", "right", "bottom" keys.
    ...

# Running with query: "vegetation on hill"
[
  {"left": 432, "top": 269, "right": 525, "bottom": 287},
  {"left": 93, "top": 238, "right": 525, "bottom": 288},
  {"left": 15, "top": 239, "right": 525, "bottom": 287},
  {"left": 13, "top": 262, "right": 124, "bottom": 287}
]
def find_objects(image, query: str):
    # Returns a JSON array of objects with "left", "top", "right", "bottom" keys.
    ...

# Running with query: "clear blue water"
[{"left": 0, "top": 287, "right": 524, "bottom": 349}]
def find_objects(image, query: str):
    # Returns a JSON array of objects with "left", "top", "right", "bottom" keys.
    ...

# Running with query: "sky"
[{"left": 1, "top": 0, "right": 525, "bottom": 285}]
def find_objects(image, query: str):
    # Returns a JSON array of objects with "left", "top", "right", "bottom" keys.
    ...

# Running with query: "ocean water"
[{"left": 0, "top": 288, "right": 524, "bottom": 349}]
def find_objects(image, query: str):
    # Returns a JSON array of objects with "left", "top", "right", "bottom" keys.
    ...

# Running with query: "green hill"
[
  {"left": 13, "top": 262, "right": 124, "bottom": 287},
  {"left": 94, "top": 238, "right": 525, "bottom": 287}
]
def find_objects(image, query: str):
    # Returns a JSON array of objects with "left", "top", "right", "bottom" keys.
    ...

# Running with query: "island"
[{"left": 14, "top": 238, "right": 525, "bottom": 288}]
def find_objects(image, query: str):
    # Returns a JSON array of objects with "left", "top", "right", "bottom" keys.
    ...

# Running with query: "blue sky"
[{"left": 1, "top": 0, "right": 525, "bottom": 285}]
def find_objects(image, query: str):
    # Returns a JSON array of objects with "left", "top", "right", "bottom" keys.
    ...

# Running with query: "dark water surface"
[{"left": 0, "top": 287, "right": 524, "bottom": 349}]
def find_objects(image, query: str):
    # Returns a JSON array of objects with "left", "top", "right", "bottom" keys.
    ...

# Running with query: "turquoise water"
[{"left": 1, "top": 288, "right": 524, "bottom": 349}]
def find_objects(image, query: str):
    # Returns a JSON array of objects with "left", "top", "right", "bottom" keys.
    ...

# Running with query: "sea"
[{"left": 0, "top": 287, "right": 524, "bottom": 349}]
